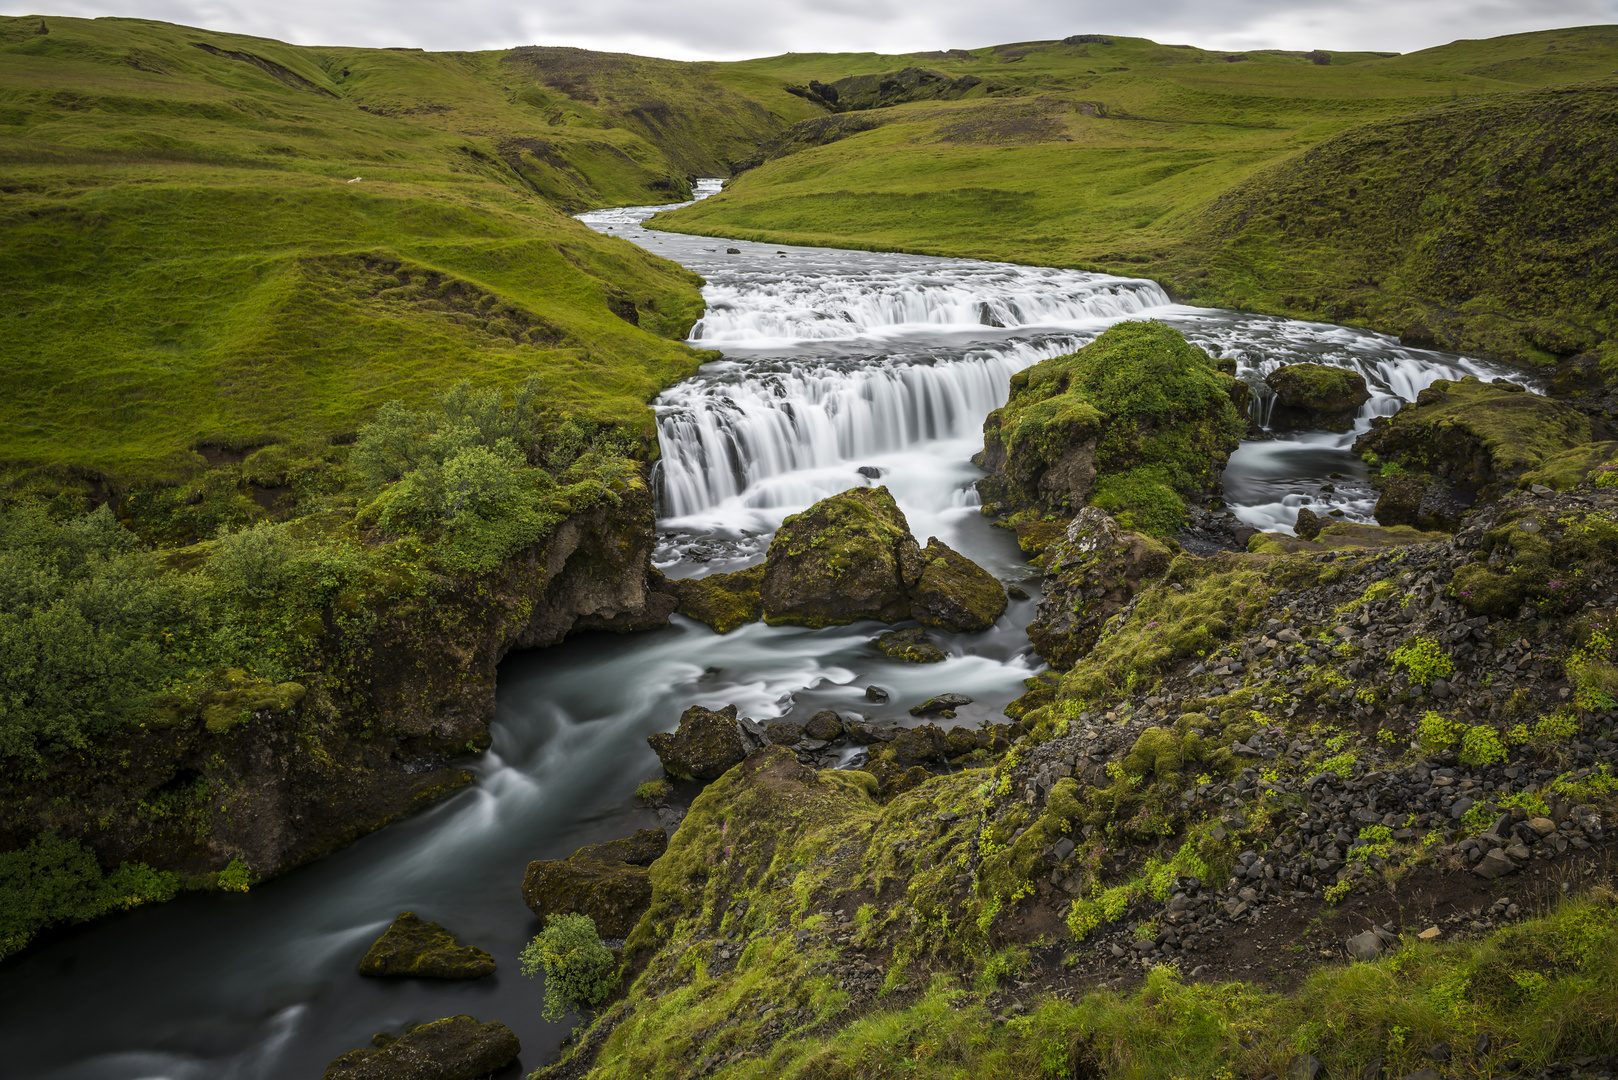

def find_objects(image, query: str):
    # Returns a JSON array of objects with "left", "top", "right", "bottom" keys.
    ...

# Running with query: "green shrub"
[
  {"left": 1392, "top": 638, "right": 1454, "bottom": 687},
  {"left": 0, "top": 832, "right": 178, "bottom": 958},
  {"left": 521, "top": 912, "right": 619, "bottom": 1021},
  {"left": 1460, "top": 725, "right": 1508, "bottom": 767}
]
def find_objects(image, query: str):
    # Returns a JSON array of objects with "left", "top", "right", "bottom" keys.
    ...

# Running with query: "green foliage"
[
  {"left": 1460, "top": 724, "right": 1508, "bottom": 767},
  {"left": 521, "top": 912, "right": 619, "bottom": 1022},
  {"left": 0, "top": 506, "right": 181, "bottom": 762},
  {"left": 1391, "top": 637, "right": 1454, "bottom": 687},
  {"left": 215, "top": 859, "right": 252, "bottom": 893},
  {"left": 0, "top": 832, "right": 179, "bottom": 959}
]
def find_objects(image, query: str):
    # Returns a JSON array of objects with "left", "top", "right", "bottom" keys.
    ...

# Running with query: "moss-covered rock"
[
  {"left": 887, "top": 724, "right": 949, "bottom": 766},
  {"left": 1372, "top": 474, "right": 1473, "bottom": 532},
  {"left": 1294, "top": 506, "right": 1324, "bottom": 540},
  {"left": 976, "top": 321, "right": 1246, "bottom": 535},
  {"left": 1264, "top": 363, "right": 1370, "bottom": 432},
  {"left": 521, "top": 828, "right": 669, "bottom": 938},
  {"left": 908, "top": 538, "right": 1007, "bottom": 632},
  {"left": 322, "top": 1014, "right": 520, "bottom": 1080},
  {"left": 874, "top": 627, "right": 946, "bottom": 663},
  {"left": 1355, "top": 377, "right": 1593, "bottom": 500},
  {"left": 803, "top": 710, "right": 844, "bottom": 740},
  {"left": 765, "top": 721, "right": 804, "bottom": 745},
  {"left": 647, "top": 703, "right": 748, "bottom": 781},
  {"left": 1027, "top": 507, "right": 1172, "bottom": 669},
  {"left": 760, "top": 486, "right": 922, "bottom": 627},
  {"left": 670, "top": 565, "right": 764, "bottom": 633},
  {"left": 357, "top": 912, "right": 495, "bottom": 980}
]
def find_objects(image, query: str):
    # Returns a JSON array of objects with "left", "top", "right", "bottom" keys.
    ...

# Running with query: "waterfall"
[
  {"left": 691, "top": 268, "right": 1172, "bottom": 344},
  {"left": 654, "top": 338, "right": 1084, "bottom": 520}
]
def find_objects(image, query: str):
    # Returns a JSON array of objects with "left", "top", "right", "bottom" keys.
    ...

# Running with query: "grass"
[
  {"left": 0, "top": 15, "right": 826, "bottom": 486},
  {"left": 657, "top": 27, "right": 1618, "bottom": 365}
]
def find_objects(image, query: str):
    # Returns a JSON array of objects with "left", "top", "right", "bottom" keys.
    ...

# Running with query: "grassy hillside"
[
  {"left": 658, "top": 27, "right": 1618, "bottom": 365},
  {"left": 0, "top": 15, "right": 822, "bottom": 487}
]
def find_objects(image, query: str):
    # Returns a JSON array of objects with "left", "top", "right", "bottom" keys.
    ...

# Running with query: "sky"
[{"left": 8, "top": 0, "right": 1617, "bottom": 60}]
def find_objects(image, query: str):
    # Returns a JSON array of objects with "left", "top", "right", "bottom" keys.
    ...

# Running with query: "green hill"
[
  {"left": 658, "top": 26, "right": 1618, "bottom": 365},
  {"left": 0, "top": 15, "right": 823, "bottom": 487}
]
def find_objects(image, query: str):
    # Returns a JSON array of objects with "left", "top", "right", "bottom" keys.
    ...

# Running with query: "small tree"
[{"left": 520, "top": 912, "right": 617, "bottom": 1021}]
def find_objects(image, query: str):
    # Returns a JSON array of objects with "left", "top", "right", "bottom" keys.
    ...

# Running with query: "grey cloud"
[{"left": 15, "top": 0, "right": 1618, "bottom": 58}]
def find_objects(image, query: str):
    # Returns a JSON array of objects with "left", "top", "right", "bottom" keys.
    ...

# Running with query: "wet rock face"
[
  {"left": 322, "top": 1014, "right": 520, "bottom": 1080},
  {"left": 908, "top": 538, "right": 1007, "bottom": 632},
  {"left": 761, "top": 486, "right": 922, "bottom": 627},
  {"left": 670, "top": 565, "right": 764, "bottom": 634},
  {"left": 647, "top": 704, "right": 748, "bottom": 780},
  {"left": 1265, "top": 363, "right": 1371, "bottom": 432},
  {"left": 1372, "top": 475, "right": 1474, "bottom": 532},
  {"left": 1294, "top": 507, "right": 1324, "bottom": 541},
  {"left": 1026, "top": 508, "right": 1172, "bottom": 669},
  {"left": 521, "top": 828, "right": 669, "bottom": 938},
  {"left": 358, "top": 912, "right": 495, "bottom": 980}
]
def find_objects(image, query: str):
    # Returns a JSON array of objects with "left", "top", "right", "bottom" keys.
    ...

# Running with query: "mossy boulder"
[
  {"left": 322, "top": 1015, "right": 520, "bottom": 1080},
  {"left": 761, "top": 486, "right": 922, "bottom": 627},
  {"left": 759, "top": 486, "right": 1006, "bottom": 630},
  {"left": 887, "top": 724, "right": 949, "bottom": 766},
  {"left": 1355, "top": 377, "right": 1593, "bottom": 500},
  {"left": 765, "top": 721, "right": 804, "bottom": 746},
  {"left": 357, "top": 912, "right": 495, "bottom": 980},
  {"left": 1264, "top": 363, "right": 1370, "bottom": 432},
  {"left": 874, "top": 627, "right": 945, "bottom": 663},
  {"left": 908, "top": 538, "right": 1007, "bottom": 632},
  {"left": 521, "top": 828, "right": 668, "bottom": 938},
  {"left": 670, "top": 565, "right": 764, "bottom": 634},
  {"left": 647, "top": 703, "right": 748, "bottom": 781},
  {"left": 976, "top": 321, "right": 1246, "bottom": 536},
  {"left": 803, "top": 710, "right": 844, "bottom": 740},
  {"left": 1027, "top": 507, "right": 1172, "bottom": 669}
]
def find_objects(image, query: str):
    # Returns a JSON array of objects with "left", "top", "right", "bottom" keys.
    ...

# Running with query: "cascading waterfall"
[{"left": 654, "top": 338, "right": 1085, "bottom": 520}]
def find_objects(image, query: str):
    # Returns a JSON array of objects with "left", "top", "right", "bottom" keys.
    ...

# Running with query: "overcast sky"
[{"left": 12, "top": 0, "right": 1617, "bottom": 59}]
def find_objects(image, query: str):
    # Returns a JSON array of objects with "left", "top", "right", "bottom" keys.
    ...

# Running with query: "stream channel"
[{"left": 0, "top": 180, "right": 1529, "bottom": 1078}]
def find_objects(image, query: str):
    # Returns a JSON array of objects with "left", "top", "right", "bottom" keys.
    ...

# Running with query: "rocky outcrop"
[
  {"left": 358, "top": 912, "right": 496, "bottom": 979},
  {"left": 1372, "top": 474, "right": 1474, "bottom": 532},
  {"left": 323, "top": 1015, "right": 520, "bottom": 1080},
  {"left": 1355, "top": 377, "right": 1592, "bottom": 502},
  {"left": 908, "top": 538, "right": 1008, "bottom": 632},
  {"left": 1026, "top": 508, "right": 1173, "bottom": 668},
  {"left": 976, "top": 321, "right": 1245, "bottom": 536},
  {"left": 757, "top": 486, "right": 1005, "bottom": 631},
  {"left": 761, "top": 486, "right": 923, "bottom": 626},
  {"left": 0, "top": 470, "right": 677, "bottom": 903},
  {"left": 522, "top": 828, "right": 669, "bottom": 938},
  {"left": 670, "top": 565, "right": 764, "bottom": 633},
  {"left": 647, "top": 704, "right": 750, "bottom": 780},
  {"left": 1264, "top": 363, "right": 1370, "bottom": 432}
]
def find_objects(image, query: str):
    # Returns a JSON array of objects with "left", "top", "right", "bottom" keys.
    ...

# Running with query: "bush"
[
  {"left": 0, "top": 832, "right": 178, "bottom": 958},
  {"left": 1460, "top": 724, "right": 1508, "bottom": 767},
  {"left": 521, "top": 912, "right": 618, "bottom": 1021},
  {"left": 1392, "top": 637, "right": 1454, "bottom": 687}
]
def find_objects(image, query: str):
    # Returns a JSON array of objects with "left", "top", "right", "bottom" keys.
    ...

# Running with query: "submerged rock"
[
  {"left": 1265, "top": 363, "right": 1370, "bottom": 432},
  {"left": 647, "top": 703, "right": 749, "bottom": 780},
  {"left": 909, "top": 693, "right": 972, "bottom": 716},
  {"left": 761, "top": 486, "right": 922, "bottom": 627},
  {"left": 322, "top": 1015, "right": 520, "bottom": 1080},
  {"left": 521, "top": 827, "right": 668, "bottom": 937},
  {"left": 908, "top": 538, "right": 1007, "bottom": 632},
  {"left": 357, "top": 912, "right": 495, "bottom": 980},
  {"left": 874, "top": 627, "right": 945, "bottom": 663}
]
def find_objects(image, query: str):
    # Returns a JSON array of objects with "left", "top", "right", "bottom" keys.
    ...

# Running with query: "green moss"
[{"left": 672, "top": 566, "right": 765, "bottom": 634}]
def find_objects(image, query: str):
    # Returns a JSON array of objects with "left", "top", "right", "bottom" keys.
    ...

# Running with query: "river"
[{"left": 0, "top": 180, "right": 1526, "bottom": 1078}]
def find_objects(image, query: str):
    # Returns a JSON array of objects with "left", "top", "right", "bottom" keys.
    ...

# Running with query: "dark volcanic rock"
[
  {"left": 648, "top": 703, "right": 748, "bottom": 780},
  {"left": 1373, "top": 475, "right": 1473, "bottom": 532},
  {"left": 804, "top": 710, "right": 844, "bottom": 740},
  {"left": 1265, "top": 362, "right": 1370, "bottom": 432},
  {"left": 909, "top": 693, "right": 972, "bottom": 716},
  {"left": 1294, "top": 506, "right": 1323, "bottom": 541},
  {"left": 908, "top": 538, "right": 1007, "bottom": 632},
  {"left": 521, "top": 828, "right": 668, "bottom": 937},
  {"left": 1027, "top": 508, "right": 1172, "bottom": 668},
  {"left": 760, "top": 486, "right": 922, "bottom": 627},
  {"left": 358, "top": 912, "right": 495, "bottom": 980},
  {"left": 322, "top": 1015, "right": 520, "bottom": 1080}
]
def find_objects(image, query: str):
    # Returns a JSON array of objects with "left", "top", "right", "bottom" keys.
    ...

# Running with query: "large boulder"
[
  {"left": 670, "top": 565, "right": 764, "bottom": 633},
  {"left": 1372, "top": 474, "right": 1473, "bottom": 532},
  {"left": 975, "top": 321, "right": 1246, "bottom": 535},
  {"left": 357, "top": 912, "right": 495, "bottom": 979},
  {"left": 322, "top": 1015, "right": 520, "bottom": 1080},
  {"left": 1355, "top": 377, "right": 1592, "bottom": 501},
  {"left": 887, "top": 724, "right": 949, "bottom": 766},
  {"left": 647, "top": 703, "right": 748, "bottom": 780},
  {"left": 1264, "top": 363, "right": 1370, "bottom": 432},
  {"left": 908, "top": 538, "right": 1007, "bottom": 632},
  {"left": 761, "top": 486, "right": 922, "bottom": 627},
  {"left": 1026, "top": 507, "right": 1172, "bottom": 668},
  {"left": 521, "top": 827, "right": 669, "bottom": 938}
]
